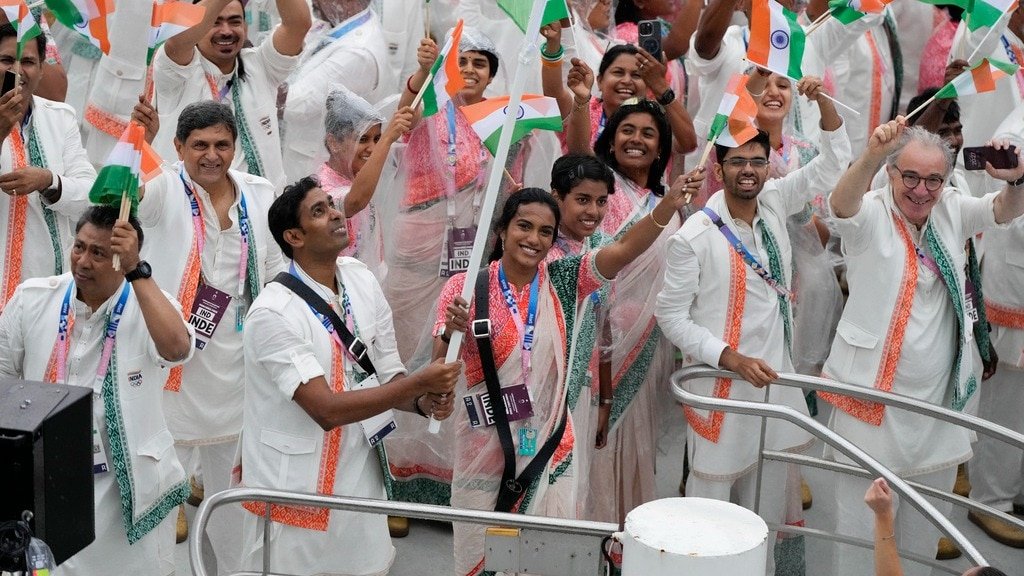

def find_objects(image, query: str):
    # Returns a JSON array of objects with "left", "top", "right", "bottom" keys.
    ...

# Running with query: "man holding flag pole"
[{"left": 0, "top": 19, "right": 95, "bottom": 312}]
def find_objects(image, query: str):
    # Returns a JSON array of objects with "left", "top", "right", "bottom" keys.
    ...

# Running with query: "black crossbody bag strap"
[
  {"left": 471, "top": 271, "right": 568, "bottom": 513},
  {"left": 272, "top": 272, "right": 377, "bottom": 376}
]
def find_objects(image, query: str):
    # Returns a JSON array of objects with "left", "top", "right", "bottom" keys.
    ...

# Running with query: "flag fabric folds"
[
  {"left": 828, "top": 0, "right": 893, "bottom": 24},
  {"left": 148, "top": 0, "right": 206, "bottom": 65},
  {"left": 496, "top": 0, "right": 569, "bottom": 33},
  {"left": 0, "top": 0, "right": 41, "bottom": 58},
  {"left": 461, "top": 94, "right": 562, "bottom": 155},
  {"left": 747, "top": 0, "right": 806, "bottom": 80},
  {"left": 89, "top": 123, "right": 162, "bottom": 215},
  {"left": 707, "top": 74, "right": 760, "bottom": 148},
  {"left": 935, "top": 58, "right": 1020, "bottom": 98},
  {"left": 421, "top": 19, "right": 466, "bottom": 118},
  {"left": 965, "top": 0, "right": 1019, "bottom": 31},
  {"left": 44, "top": 0, "right": 114, "bottom": 54}
]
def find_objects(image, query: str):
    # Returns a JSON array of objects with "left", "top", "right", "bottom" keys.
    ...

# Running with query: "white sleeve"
[
  {"left": 655, "top": 233, "right": 729, "bottom": 367},
  {"left": 244, "top": 304, "right": 326, "bottom": 399},
  {"left": 371, "top": 278, "right": 407, "bottom": 385},
  {"left": 0, "top": 286, "right": 26, "bottom": 378},
  {"left": 46, "top": 108, "right": 98, "bottom": 220},
  {"left": 773, "top": 122, "right": 852, "bottom": 216}
]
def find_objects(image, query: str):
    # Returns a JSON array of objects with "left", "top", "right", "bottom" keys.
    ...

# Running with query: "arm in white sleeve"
[{"left": 774, "top": 121, "right": 852, "bottom": 216}]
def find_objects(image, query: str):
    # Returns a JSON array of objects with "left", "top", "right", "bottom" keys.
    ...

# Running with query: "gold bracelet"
[
  {"left": 650, "top": 210, "right": 669, "bottom": 228},
  {"left": 879, "top": 533, "right": 895, "bottom": 541},
  {"left": 572, "top": 97, "right": 591, "bottom": 113}
]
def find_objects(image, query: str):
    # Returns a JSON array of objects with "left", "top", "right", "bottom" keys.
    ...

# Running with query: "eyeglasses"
[
  {"left": 723, "top": 157, "right": 770, "bottom": 168},
  {"left": 893, "top": 165, "right": 945, "bottom": 192}
]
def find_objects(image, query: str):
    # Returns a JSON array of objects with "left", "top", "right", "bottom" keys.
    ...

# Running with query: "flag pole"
[
  {"left": 410, "top": 70, "right": 436, "bottom": 109},
  {"left": 428, "top": 0, "right": 548, "bottom": 434},
  {"left": 424, "top": 0, "right": 430, "bottom": 38},
  {"left": 905, "top": 93, "right": 939, "bottom": 121},
  {"left": 804, "top": 10, "right": 831, "bottom": 36},
  {"left": 816, "top": 92, "right": 861, "bottom": 116},
  {"left": 965, "top": 10, "right": 1009, "bottom": 64},
  {"left": 112, "top": 188, "right": 130, "bottom": 271}
]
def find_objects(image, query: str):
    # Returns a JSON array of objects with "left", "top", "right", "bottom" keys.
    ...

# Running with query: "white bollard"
[{"left": 618, "top": 497, "right": 768, "bottom": 575}]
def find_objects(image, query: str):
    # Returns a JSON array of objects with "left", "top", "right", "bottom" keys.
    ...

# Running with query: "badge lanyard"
[
  {"left": 496, "top": 264, "right": 540, "bottom": 383},
  {"left": 289, "top": 262, "right": 359, "bottom": 375},
  {"left": 55, "top": 281, "right": 131, "bottom": 385},
  {"left": 205, "top": 73, "right": 236, "bottom": 103},
  {"left": 180, "top": 172, "right": 252, "bottom": 326},
  {"left": 702, "top": 207, "right": 792, "bottom": 299}
]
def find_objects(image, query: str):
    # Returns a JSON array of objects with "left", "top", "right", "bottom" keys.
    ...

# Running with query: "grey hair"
[
  {"left": 175, "top": 100, "right": 238, "bottom": 144},
  {"left": 884, "top": 125, "right": 955, "bottom": 177}
]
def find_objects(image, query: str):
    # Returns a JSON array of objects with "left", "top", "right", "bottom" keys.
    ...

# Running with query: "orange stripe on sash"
[
  {"left": 2, "top": 129, "right": 29, "bottom": 310},
  {"left": 985, "top": 299, "right": 1024, "bottom": 329},
  {"left": 820, "top": 215, "right": 918, "bottom": 425},
  {"left": 164, "top": 231, "right": 203, "bottom": 391},
  {"left": 685, "top": 249, "right": 745, "bottom": 443}
]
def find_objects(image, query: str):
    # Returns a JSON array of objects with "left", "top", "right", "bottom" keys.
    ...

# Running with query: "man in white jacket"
[
  {"left": 656, "top": 77, "right": 849, "bottom": 575},
  {"left": 0, "top": 206, "right": 194, "bottom": 576},
  {"left": 822, "top": 119, "right": 1024, "bottom": 576}
]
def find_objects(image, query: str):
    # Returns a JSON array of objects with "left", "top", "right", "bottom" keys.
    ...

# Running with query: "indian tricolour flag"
[
  {"left": 747, "top": 0, "right": 805, "bottom": 80},
  {"left": 707, "top": 74, "right": 759, "bottom": 147},
  {"left": 461, "top": 95, "right": 562, "bottom": 155},
  {"left": 421, "top": 19, "right": 466, "bottom": 118},
  {"left": 149, "top": 1, "right": 206, "bottom": 65},
  {"left": 828, "top": 0, "right": 893, "bottom": 24},
  {"left": 497, "top": 0, "right": 570, "bottom": 33},
  {"left": 89, "top": 123, "right": 163, "bottom": 214},
  {"left": 935, "top": 58, "right": 1020, "bottom": 98},
  {"left": 44, "top": 0, "right": 114, "bottom": 54},
  {"left": 966, "top": 0, "right": 1019, "bottom": 31},
  {"left": 0, "top": 0, "right": 41, "bottom": 58}
]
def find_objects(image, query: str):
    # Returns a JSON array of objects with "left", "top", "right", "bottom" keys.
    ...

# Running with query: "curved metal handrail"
[
  {"left": 189, "top": 488, "right": 620, "bottom": 576},
  {"left": 671, "top": 366, "right": 994, "bottom": 570}
]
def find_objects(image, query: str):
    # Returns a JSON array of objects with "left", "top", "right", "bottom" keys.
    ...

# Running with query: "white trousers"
[
  {"left": 970, "top": 363, "right": 1024, "bottom": 511},
  {"left": 687, "top": 460, "right": 788, "bottom": 576},
  {"left": 832, "top": 466, "right": 956, "bottom": 576},
  {"left": 176, "top": 440, "right": 243, "bottom": 576}
]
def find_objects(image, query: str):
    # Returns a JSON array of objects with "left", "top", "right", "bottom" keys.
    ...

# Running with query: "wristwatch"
[
  {"left": 125, "top": 261, "right": 152, "bottom": 283},
  {"left": 1008, "top": 174, "right": 1024, "bottom": 187},
  {"left": 657, "top": 88, "right": 676, "bottom": 106}
]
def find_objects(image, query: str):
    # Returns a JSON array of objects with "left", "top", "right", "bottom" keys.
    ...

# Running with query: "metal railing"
[
  {"left": 671, "top": 365, "right": 1024, "bottom": 574},
  {"left": 189, "top": 488, "right": 619, "bottom": 576}
]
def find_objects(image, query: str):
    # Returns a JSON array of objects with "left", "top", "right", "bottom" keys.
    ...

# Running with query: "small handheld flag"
[
  {"left": 497, "top": 0, "right": 570, "bottom": 34},
  {"left": 0, "top": 0, "right": 42, "bottom": 59},
  {"left": 747, "top": 0, "right": 806, "bottom": 80},
  {"left": 460, "top": 94, "right": 562, "bottom": 155},
  {"left": 414, "top": 19, "right": 466, "bottom": 117},
  {"left": 906, "top": 58, "right": 1019, "bottom": 119},
  {"left": 44, "top": 0, "right": 113, "bottom": 55},
  {"left": 707, "top": 74, "right": 760, "bottom": 148},
  {"left": 149, "top": 1, "right": 206, "bottom": 65},
  {"left": 827, "top": 0, "right": 893, "bottom": 25}
]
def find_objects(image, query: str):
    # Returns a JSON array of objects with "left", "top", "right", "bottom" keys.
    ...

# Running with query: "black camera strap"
[
  {"left": 272, "top": 272, "right": 377, "bottom": 376},
  {"left": 472, "top": 271, "right": 567, "bottom": 513}
]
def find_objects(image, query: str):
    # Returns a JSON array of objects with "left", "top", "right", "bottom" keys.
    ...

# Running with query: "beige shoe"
[
  {"left": 801, "top": 479, "right": 813, "bottom": 510},
  {"left": 953, "top": 464, "right": 971, "bottom": 497},
  {"left": 176, "top": 505, "right": 188, "bottom": 544},
  {"left": 388, "top": 516, "right": 409, "bottom": 538},
  {"left": 968, "top": 510, "right": 1024, "bottom": 548},
  {"left": 935, "top": 537, "right": 961, "bottom": 560},
  {"left": 186, "top": 475, "right": 204, "bottom": 507}
]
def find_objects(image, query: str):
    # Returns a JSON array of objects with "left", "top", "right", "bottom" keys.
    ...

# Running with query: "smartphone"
[
  {"left": 1, "top": 70, "right": 16, "bottom": 97},
  {"left": 637, "top": 19, "right": 663, "bottom": 58},
  {"left": 963, "top": 145, "right": 1019, "bottom": 170}
]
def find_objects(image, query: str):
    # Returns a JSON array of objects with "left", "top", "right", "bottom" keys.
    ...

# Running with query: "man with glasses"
[
  {"left": 821, "top": 119, "right": 1024, "bottom": 576},
  {"left": 656, "top": 76, "right": 849, "bottom": 575}
]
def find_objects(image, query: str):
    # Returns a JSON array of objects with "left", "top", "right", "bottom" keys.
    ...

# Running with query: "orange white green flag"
[
  {"left": 827, "top": 0, "right": 893, "bottom": 24},
  {"left": 0, "top": 0, "right": 41, "bottom": 58},
  {"left": 89, "top": 123, "right": 163, "bottom": 215},
  {"left": 965, "top": 0, "right": 1019, "bottom": 31},
  {"left": 148, "top": 1, "right": 206, "bottom": 65},
  {"left": 707, "top": 73, "right": 759, "bottom": 147},
  {"left": 935, "top": 58, "right": 1019, "bottom": 98},
  {"left": 420, "top": 19, "right": 466, "bottom": 118},
  {"left": 461, "top": 94, "right": 562, "bottom": 155},
  {"left": 44, "top": 0, "right": 113, "bottom": 54},
  {"left": 747, "top": 0, "right": 806, "bottom": 80}
]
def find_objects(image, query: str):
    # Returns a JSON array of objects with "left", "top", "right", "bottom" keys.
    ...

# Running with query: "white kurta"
[
  {"left": 952, "top": 22, "right": 1024, "bottom": 149},
  {"left": 282, "top": 7, "right": 392, "bottom": 183},
  {"left": 657, "top": 124, "right": 850, "bottom": 479},
  {"left": 152, "top": 41, "right": 298, "bottom": 192},
  {"left": 0, "top": 97, "right": 97, "bottom": 305},
  {"left": 139, "top": 163, "right": 284, "bottom": 442},
  {"left": 830, "top": 19, "right": 898, "bottom": 156},
  {"left": 240, "top": 258, "right": 406, "bottom": 576},
  {"left": 823, "top": 188, "right": 1006, "bottom": 475},
  {"left": 0, "top": 274, "right": 193, "bottom": 576}
]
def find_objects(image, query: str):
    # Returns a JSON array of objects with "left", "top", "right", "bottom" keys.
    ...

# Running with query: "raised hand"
[{"left": 566, "top": 57, "right": 595, "bottom": 103}]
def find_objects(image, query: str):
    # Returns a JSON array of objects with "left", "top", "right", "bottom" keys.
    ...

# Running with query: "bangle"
[
  {"left": 414, "top": 394, "right": 428, "bottom": 417},
  {"left": 879, "top": 533, "right": 895, "bottom": 541},
  {"left": 573, "top": 96, "right": 591, "bottom": 113},
  {"left": 1007, "top": 174, "right": 1024, "bottom": 187},
  {"left": 406, "top": 75, "right": 419, "bottom": 94},
  {"left": 650, "top": 210, "right": 669, "bottom": 228},
  {"left": 440, "top": 331, "right": 451, "bottom": 344},
  {"left": 600, "top": 398, "right": 613, "bottom": 405},
  {"left": 540, "top": 44, "right": 564, "bottom": 60}
]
